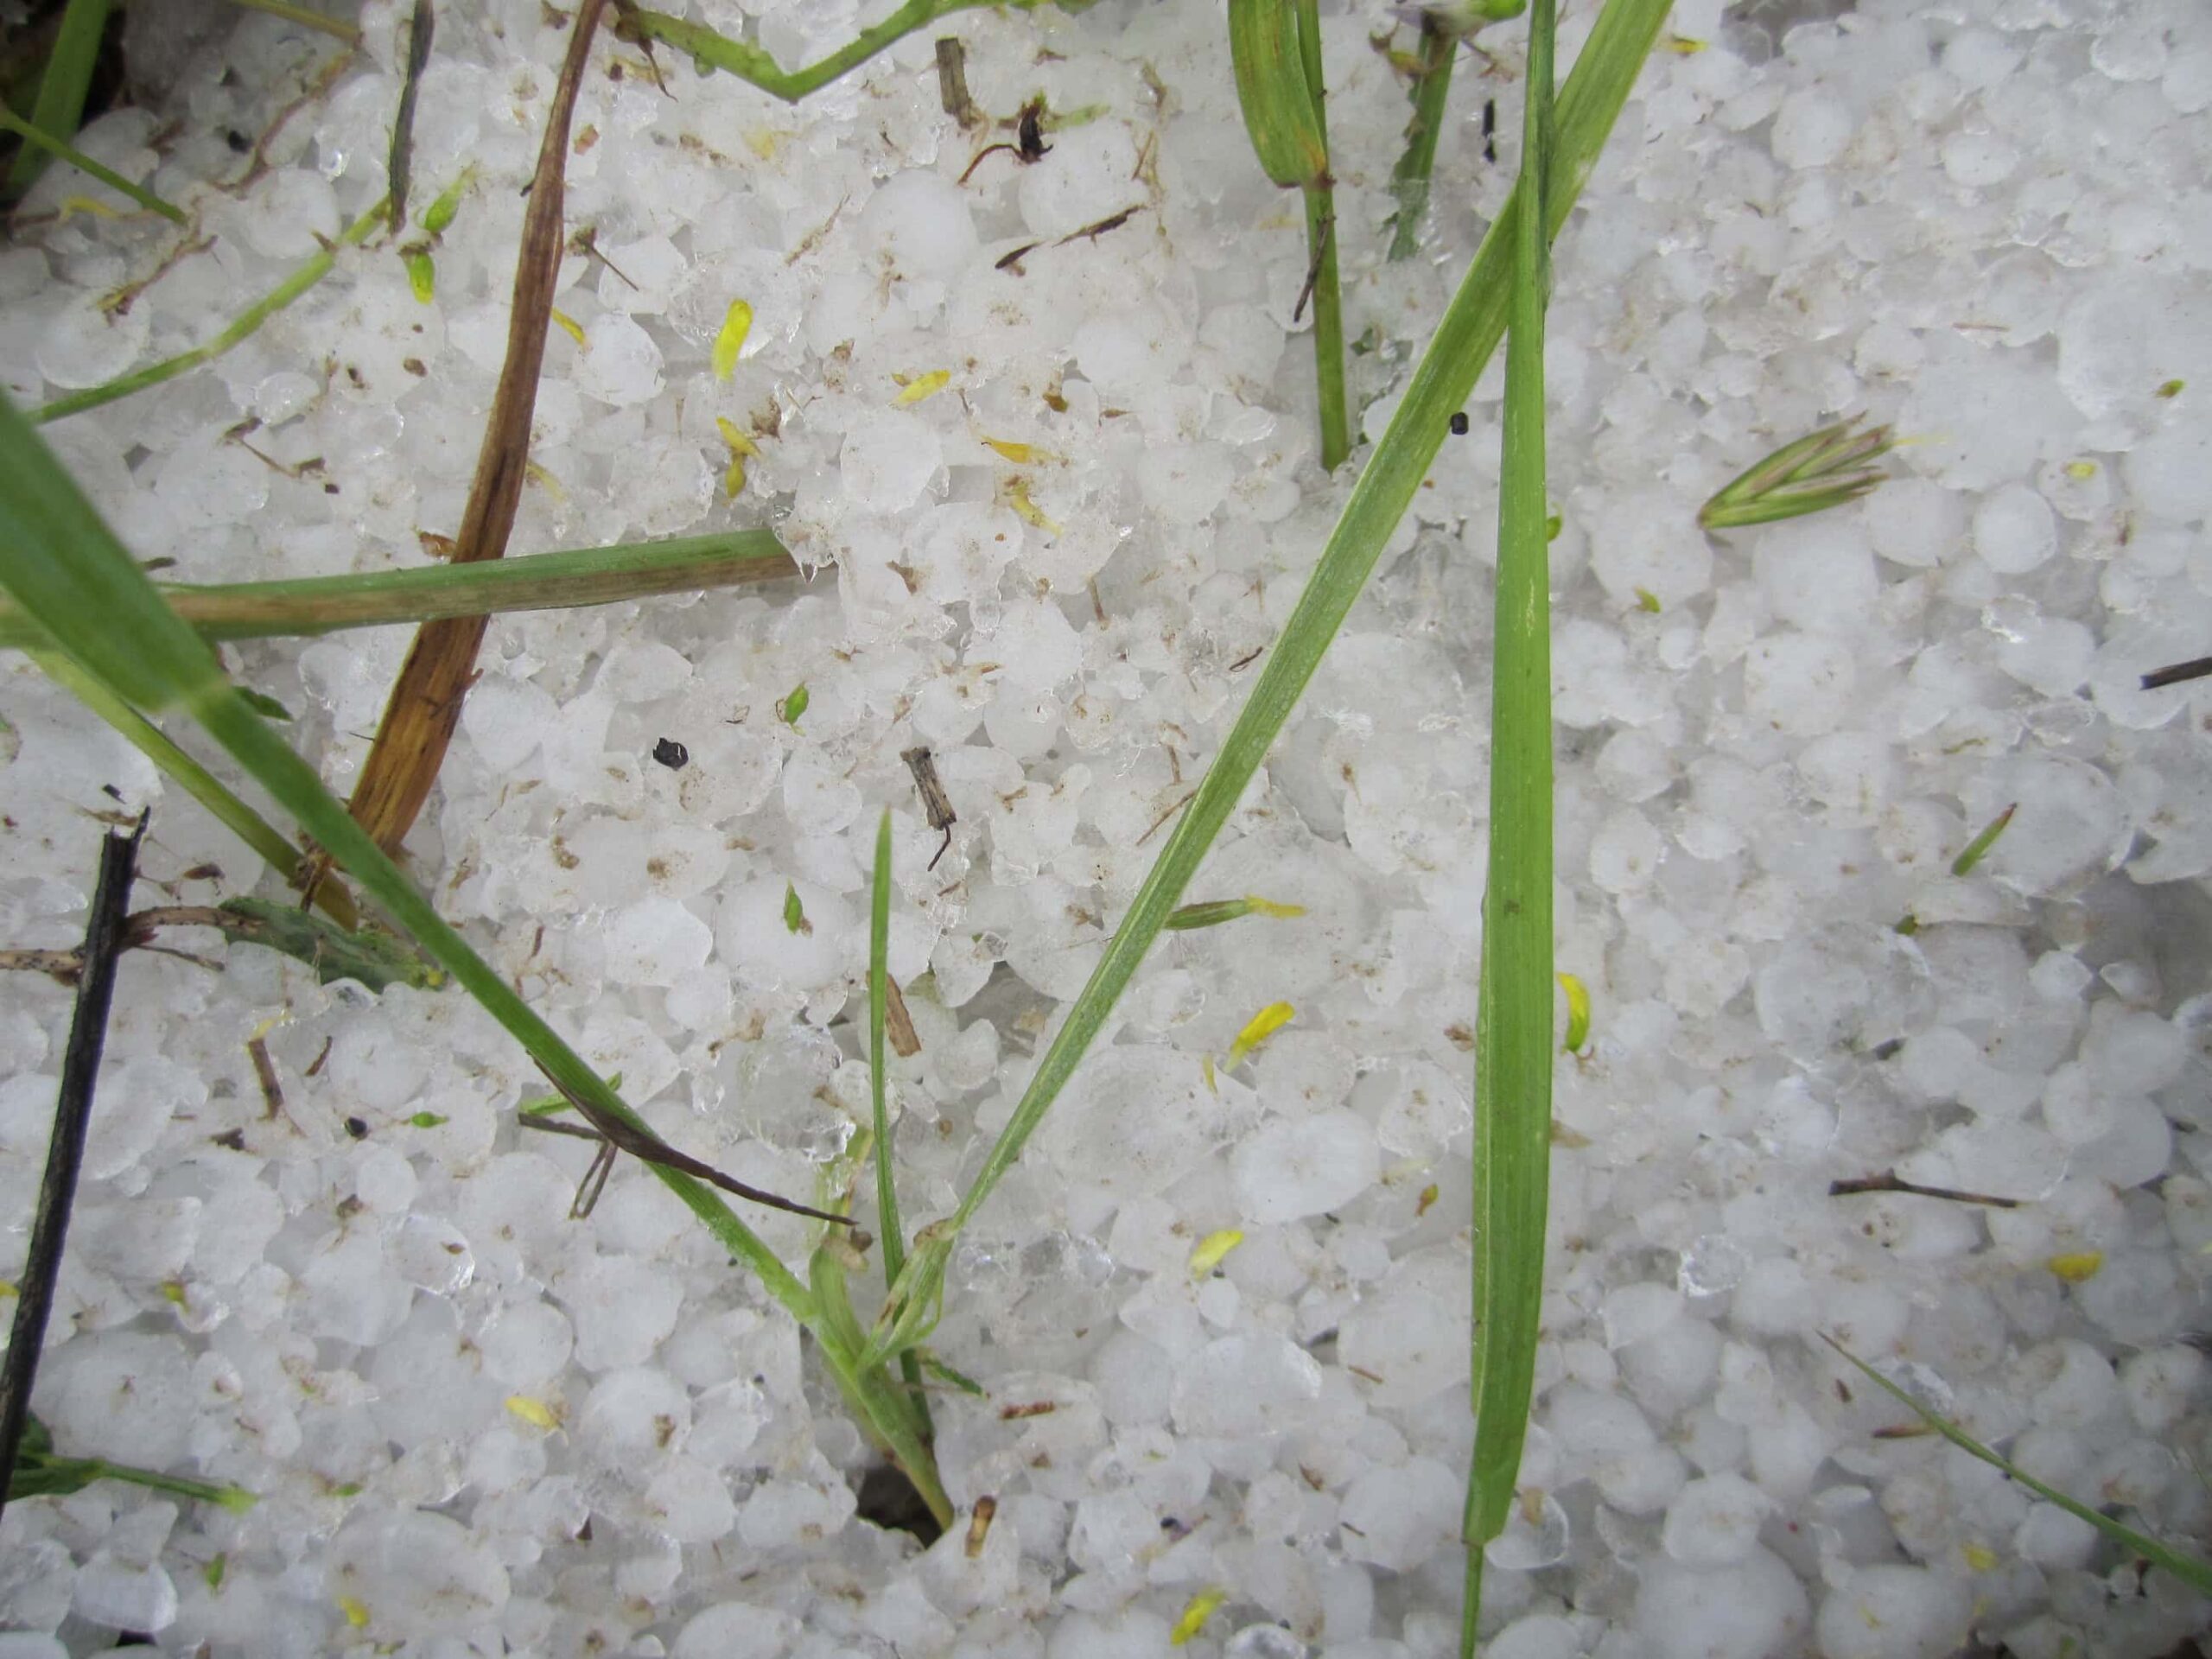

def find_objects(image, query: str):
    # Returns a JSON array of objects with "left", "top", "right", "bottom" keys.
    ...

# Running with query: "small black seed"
[
  {"left": 345, "top": 1116, "right": 370, "bottom": 1140},
  {"left": 226, "top": 129, "right": 252, "bottom": 154},
  {"left": 1449, "top": 411, "right": 1470, "bottom": 436},
  {"left": 652, "top": 737, "right": 689, "bottom": 770}
]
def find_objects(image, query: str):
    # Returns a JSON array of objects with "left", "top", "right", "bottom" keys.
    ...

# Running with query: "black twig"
[
  {"left": 1827, "top": 1169, "right": 2019, "bottom": 1209},
  {"left": 2141, "top": 655, "right": 2212, "bottom": 691},
  {"left": 527, "top": 1063, "right": 851, "bottom": 1225},
  {"left": 0, "top": 814, "right": 146, "bottom": 1520},
  {"left": 387, "top": 0, "right": 435, "bottom": 236}
]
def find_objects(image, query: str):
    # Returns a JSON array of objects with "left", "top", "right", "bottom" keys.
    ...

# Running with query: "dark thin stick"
[
  {"left": 0, "top": 815, "right": 146, "bottom": 1520},
  {"left": 2142, "top": 655, "right": 2212, "bottom": 691},
  {"left": 1827, "top": 1169, "right": 2019, "bottom": 1209},
  {"left": 935, "top": 37, "right": 979, "bottom": 127},
  {"left": 994, "top": 240, "right": 1042, "bottom": 273},
  {"left": 527, "top": 1063, "right": 851, "bottom": 1225},
  {"left": 1293, "top": 213, "right": 1334, "bottom": 325},
  {"left": 1055, "top": 204, "right": 1144, "bottom": 246},
  {"left": 388, "top": 0, "right": 435, "bottom": 235}
]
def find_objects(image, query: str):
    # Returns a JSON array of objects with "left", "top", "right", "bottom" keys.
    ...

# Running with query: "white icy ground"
[{"left": 2, "top": 0, "right": 2211, "bottom": 1653}]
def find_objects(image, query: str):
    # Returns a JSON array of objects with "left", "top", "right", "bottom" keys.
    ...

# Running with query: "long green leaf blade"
[
  {"left": 0, "top": 390, "right": 818, "bottom": 1328},
  {"left": 1464, "top": 0, "right": 1557, "bottom": 1643},
  {"left": 1825, "top": 1337, "right": 2212, "bottom": 1599},
  {"left": 5, "top": 0, "right": 111, "bottom": 198},
  {"left": 867, "top": 0, "right": 1675, "bottom": 1368}
]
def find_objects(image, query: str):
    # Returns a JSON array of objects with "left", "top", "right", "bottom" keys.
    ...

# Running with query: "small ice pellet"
[{"left": 1972, "top": 483, "right": 2058, "bottom": 574}]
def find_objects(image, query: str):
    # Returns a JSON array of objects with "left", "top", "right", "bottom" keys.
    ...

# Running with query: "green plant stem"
[
  {"left": 867, "top": 0, "right": 1675, "bottom": 1370},
  {"left": 0, "top": 104, "right": 186, "bottom": 223},
  {"left": 623, "top": 0, "right": 1028, "bottom": 105},
  {"left": 32, "top": 652, "right": 358, "bottom": 927},
  {"left": 868, "top": 810, "right": 931, "bottom": 1426},
  {"left": 1824, "top": 1336, "right": 2212, "bottom": 1598},
  {"left": 223, "top": 0, "right": 360, "bottom": 45},
  {"left": 1387, "top": 15, "right": 1456, "bottom": 262},
  {"left": 0, "top": 530, "right": 798, "bottom": 651},
  {"left": 1462, "top": 0, "right": 1554, "bottom": 1645},
  {"left": 1, "top": 386, "right": 950, "bottom": 1526},
  {"left": 31, "top": 197, "right": 389, "bottom": 424},
  {"left": 4, "top": 0, "right": 108, "bottom": 198},
  {"left": 1294, "top": 0, "right": 1349, "bottom": 471}
]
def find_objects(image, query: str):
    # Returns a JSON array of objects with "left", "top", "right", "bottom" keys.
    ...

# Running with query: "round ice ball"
[
  {"left": 859, "top": 169, "right": 977, "bottom": 283},
  {"left": 1972, "top": 483, "right": 2057, "bottom": 574}
]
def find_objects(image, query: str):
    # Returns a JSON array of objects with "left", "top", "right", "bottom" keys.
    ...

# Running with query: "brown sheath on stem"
[{"left": 334, "top": 0, "right": 607, "bottom": 865}]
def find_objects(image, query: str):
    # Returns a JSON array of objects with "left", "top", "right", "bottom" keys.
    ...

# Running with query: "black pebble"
[
  {"left": 1450, "top": 411, "right": 1470, "bottom": 436},
  {"left": 344, "top": 1116, "right": 369, "bottom": 1140},
  {"left": 652, "top": 737, "right": 689, "bottom": 770},
  {"left": 226, "top": 129, "right": 252, "bottom": 154}
]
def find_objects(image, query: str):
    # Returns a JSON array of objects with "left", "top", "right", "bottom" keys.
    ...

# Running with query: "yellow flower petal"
[
  {"left": 893, "top": 369, "right": 951, "bottom": 406},
  {"left": 1227, "top": 1001, "right": 1294, "bottom": 1067},
  {"left": 1170, "top": 1589, "right": 1226, "bottom": 1646},
  {"left": 505, "top": 1395, "right": 562, "bottom": 1430},
  {"left": 1189, "top": 1230, "right": 1245, "bottom": 1277},
  {"left": 713, "top": 298, "right": 754, "bottom": 380},
  {"left": 1557, "top": 972, "right": 1592, "bottom": 1052},
  {"left": 2047, "top": 1251, "right": 2103, "bottom": 1285}
]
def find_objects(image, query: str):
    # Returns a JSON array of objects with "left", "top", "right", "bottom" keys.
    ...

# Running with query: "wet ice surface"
[{"left": 2, "top": 0, "right": 2212, "bottom": 1653}]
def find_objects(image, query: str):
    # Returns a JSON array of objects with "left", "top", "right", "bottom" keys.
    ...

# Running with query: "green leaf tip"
[
  {"left": 1950, "top": 802, "right": 2016, "bottom": 877},
  {"left": 1165, "top": 893, "right": 1307, "bottom": 931},
  {"left": 784, "top": 881, "right": 811, "bottom": 935},
  {"left": 1699, "top": 418, "right": 1896, "bottom": 531}
]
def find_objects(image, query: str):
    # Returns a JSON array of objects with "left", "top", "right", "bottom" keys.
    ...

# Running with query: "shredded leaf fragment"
[
  {"left": 1227, "top": 1001, "right": 1294, "bottom": 1067},
  {"left": 714, "top": 298, "right": 754, "bottom": 379},
  {"left": 338, "top": 1596, "right": 371, "bottom": 1628},
  {"left": 2157, "top": 378, "right": 2185, "bottom": 399},
  {"left": 403, "top": 250, "right": 436, "bottom": 302},
  {"left": 1634, "top": 587, "right": 1661, "bottom": 613},
  {"left": 1416, "top": 1183, "right": 1440, "bottom": 1217},
  {"left": 1963, "top": 1541, "right": 1999, "bottom": 1573},
  {"left": 406, "top": 1110, "right": 448, "bottom": 1128},
  {"left": 784, "top": 882, "right": 811, "bottom": 935},
  {"left": 779, "top": 683, "right": 809, "bottom": 726},
  {"left": 549, "top": 308, "right": 588, "bottom": 349},
  {"left": 1189, "top": 1230, "right": 1245, "bottom": 1276},
  {"left": 205, "top": 1553, "right": 227, "bottom": 1591}
]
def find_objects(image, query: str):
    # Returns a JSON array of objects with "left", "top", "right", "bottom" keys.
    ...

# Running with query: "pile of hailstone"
[{"left": 2, "top": 0, "right": 2210, "bottom": 1653}]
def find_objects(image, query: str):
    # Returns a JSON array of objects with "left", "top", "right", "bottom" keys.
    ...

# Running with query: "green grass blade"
[
  {"left": 219, "top": 0, "right": 360, "bottom": 42},
  {"left": 0, "top": 389, "right": 818, "bottom": 1329},
  {"left": 867, "top": 0, "right": 1675, "bottom": 1370},
  {"left": 1462, "top": 0, "right": 1556, "bottom": 1644},
  {"left": 1292, "top": 0, "right": 1349, "bottom": 470},
  {"left": 1387, "top": 16, "right": 1457, "bottom": 262},
  {"left": 621, "top": 0, "right": 1027, "bottom": 105},
  {"left": 0, "top": 104, "right": 185, "bottom": 223},
  {"left": 1949, "top": 801, "right": 2016, "bottom": 877},
  {"left": 32, "top": 198, "right": 389, "bottom": 425},
  {"left": 5, "top": 0, "right": 110, "bottom": 198},
  {"left": 868, "top": 810, "right": 931, "bottom": 1427},
  {"left": 1824, "top": 1337, "right": 2212, "bottom": 1598},
  {"left": 29, "top": 652, "right": 359, "bottom": 926},
  {"left": 0, "top": 530, "right": 796, "bottom": 651},
  {"left": 869, "top": 811, "right": 907, "bottom": 1288}
]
